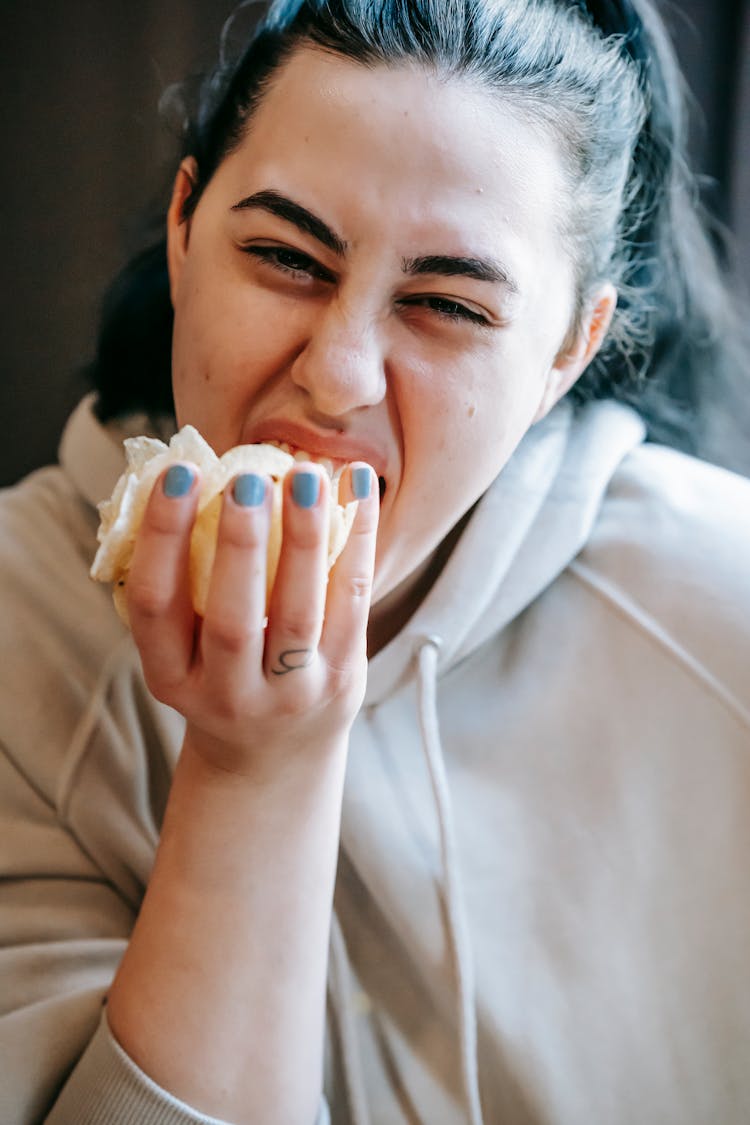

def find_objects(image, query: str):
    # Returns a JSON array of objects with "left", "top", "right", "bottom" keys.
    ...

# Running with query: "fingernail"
[
  {"left": 292, "top": 470, "right": 320, "bottom": 508},
  {"left": 233, "top": 473, "right": 265, "bottom": 507},
  {"left": 351, "top": 466, "right": 372, "bottom": 500},
  {"left": 163, "top": 464, "right": 195, "bottom": 498}
]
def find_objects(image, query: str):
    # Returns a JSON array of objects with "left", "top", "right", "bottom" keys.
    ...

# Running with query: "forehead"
[{"left": 219, "top": 47, "right": 572, "bottom": 288}]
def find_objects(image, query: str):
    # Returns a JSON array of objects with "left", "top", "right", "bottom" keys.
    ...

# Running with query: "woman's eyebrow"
[
  {"left": 231, "top": 190, "right": 347, "bottom": 256},
  {"left": 402, "top": 254, "right": 519, "bottom": 293},
  {"left": 231, "top": 191, "right": 518, "bottom": 292}
]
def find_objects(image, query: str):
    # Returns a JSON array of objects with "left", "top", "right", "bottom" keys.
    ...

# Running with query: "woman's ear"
[
  {"left": 166, "top": 157, "right": 199, "bottom": 304},
  {"left": 532, "top": 282, "right": 617, "bottom": 423}
]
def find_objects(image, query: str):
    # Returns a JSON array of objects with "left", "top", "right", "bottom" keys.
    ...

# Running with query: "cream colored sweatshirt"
[{"left": 2, "top": 396, "right": 750, "bottom": 1124}]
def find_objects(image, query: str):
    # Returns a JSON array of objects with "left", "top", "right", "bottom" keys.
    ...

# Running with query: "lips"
[{"left": 248, "top": 419, "right": 390, "bottom": 496}]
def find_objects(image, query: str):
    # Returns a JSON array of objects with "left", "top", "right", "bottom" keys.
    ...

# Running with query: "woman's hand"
[
  {"left": 126, "top": 459, "right": 379, "bottom": 779},
  {"left": 108, "top": 459, "right": 377, "bottom": 1122}
]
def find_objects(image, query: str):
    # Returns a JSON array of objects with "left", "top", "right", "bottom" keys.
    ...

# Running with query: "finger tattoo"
[{"left": 271, "top": 648, "right": 314, "bottom": 676}]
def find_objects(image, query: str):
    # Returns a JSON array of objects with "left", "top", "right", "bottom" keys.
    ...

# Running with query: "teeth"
[
  {"left": 261, "top": 440, "right": 340, "bottom": 481},
  {"left": 293, "top": 449, "right": 335, "bottom": 478}
]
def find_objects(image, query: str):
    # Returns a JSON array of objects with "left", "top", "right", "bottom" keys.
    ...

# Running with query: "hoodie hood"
[
  {"left": 364, "top": 397, "right": 646, "bottom": 707},
  {"left": 58, "top": 394, "right": 177, "bottom": 512}
]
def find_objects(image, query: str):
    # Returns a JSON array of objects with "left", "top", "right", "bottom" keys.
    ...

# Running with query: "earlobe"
[
  {"left": 532, "top": 283, "right": 617, "bottom": 423},
  {"left": 166, "top": 157, "right": 199, "bottom": 304}
]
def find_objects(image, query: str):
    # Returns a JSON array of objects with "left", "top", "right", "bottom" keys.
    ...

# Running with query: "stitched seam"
[
  {"left": 0, "top": 738, "right": 58, "bottom": 814},
  {"left": 1, "top": 640, "right": 135, "bottom": 899},
  {"left": 568, "top": 558, "right": 750, "bottom": 731},
  {"left": 56, "top": 635, "right": 135, "bottom": 820}
]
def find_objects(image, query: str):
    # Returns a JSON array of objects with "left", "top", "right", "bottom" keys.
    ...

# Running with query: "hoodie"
[{"left": 1, "top": 395, "right": 749, "bottom": 1124}]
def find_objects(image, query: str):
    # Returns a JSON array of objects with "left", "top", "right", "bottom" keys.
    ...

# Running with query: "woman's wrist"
[
  {"left": 106, "top": 728, "right": 348, "bottom": 1122},
  {"left": 179, "top": 718, "right": 351, "bottom": 791}
]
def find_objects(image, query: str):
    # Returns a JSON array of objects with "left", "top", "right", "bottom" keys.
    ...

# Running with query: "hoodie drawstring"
[
  {"left": 328, "top": 636, "right": 484, "bottom": 1125},
  {"left": 416, "top": 637, "right": 485, "bottom": 1125}
]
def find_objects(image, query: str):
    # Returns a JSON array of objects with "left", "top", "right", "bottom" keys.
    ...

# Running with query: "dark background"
[{"left": 1, "top": 0, "right": 748, "bottom": 487}]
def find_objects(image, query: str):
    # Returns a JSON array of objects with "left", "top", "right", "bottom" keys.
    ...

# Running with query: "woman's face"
[{"left": 167, "top": 47, "right": 612, "bottom": 615}]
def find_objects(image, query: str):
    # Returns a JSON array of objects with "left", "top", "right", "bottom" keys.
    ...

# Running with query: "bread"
[{"left": 90, "top": 425, "right": 357, "bottom": 625}]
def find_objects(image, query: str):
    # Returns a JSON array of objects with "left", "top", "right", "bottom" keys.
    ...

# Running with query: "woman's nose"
[{"left": 290, "top": 297, "right": 387, "bottom": 416}]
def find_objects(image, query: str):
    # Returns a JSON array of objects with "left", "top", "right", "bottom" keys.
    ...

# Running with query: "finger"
[
  {"left": 320, "top": 463, "right": 379, "bottom": 674},
  {"left": 264, "top": 464, "right": 330, "bottom": 681},
  {"left": 200, "top": 473, "right": 271, "bottom": 702},
  {"left": 127, "top": 462, "right": 200, "bottom": 697}
]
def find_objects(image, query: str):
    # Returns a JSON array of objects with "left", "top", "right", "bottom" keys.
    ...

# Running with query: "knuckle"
[
  {"left": 277, "top": 613, "right": 318, "bottom": 644},
  {"left": 345, "top": 573, "right": 372, "bottom": 600},
  {"left": 326, "top": 651, "right": 363, "bottom": 684},
  {"left": 203, "top": 616, "right": 256, "bottom": 656},
  {"left": 326, "top": 663, "right": 355, "bottom": 691},
  {"left": 326, "top": 664, "right": 366, "bottom": 711},
  {"left": 352, "top": 503, "right": 379, "bottom": 535},
  {"left": 274, "top": 693, "right": 310, "bottom": 719},
  {"left": 209, "top": 693, "right": 246, "bottom": 725},
  {"left": 142, "top": 667, "right": 184, "bottom": 708},
  {"left": 128, "top": 580, "right": 171, "bottom": 621}
]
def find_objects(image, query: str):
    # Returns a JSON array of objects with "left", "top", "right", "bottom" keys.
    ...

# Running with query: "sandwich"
[{"left": 90, "top": 425, "right": 357, "bottom": 624}]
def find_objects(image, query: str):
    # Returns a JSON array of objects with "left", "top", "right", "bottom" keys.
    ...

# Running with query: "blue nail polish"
[
  {"left": 233, "top": 473, "right": 265, "bottom": 507},
  {"left": 163, "top": 464, "right": 194, "bottom": 498},
  {"left": 352, "top": 466, "right": 372, "bottom": 500},
  {"left": 292, "top": 471, "right": 320, "bottom": 508}
]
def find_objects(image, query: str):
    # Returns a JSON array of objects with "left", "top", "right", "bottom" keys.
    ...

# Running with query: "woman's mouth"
[
  {"left": 258, "top": 439, "right": 387, "bottom": 500},
  {"left": 260, "top": 439, "right": 342, "bottom": 481}
]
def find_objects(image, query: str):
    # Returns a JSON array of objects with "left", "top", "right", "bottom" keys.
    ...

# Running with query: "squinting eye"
[
  {"left": 242, "top": 245, "right": 334, "bottom": 282},
  {"left": 402, "top": 295, "right": 490, "bottom": 325}
]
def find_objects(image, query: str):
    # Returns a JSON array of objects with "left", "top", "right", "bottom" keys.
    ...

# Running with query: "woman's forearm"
[
  {"left": 106, "top": 731, "right": 348, "bottom": 1125},
  {"left": 104, "top": 460, "right": 378, "bottom": 1122}
]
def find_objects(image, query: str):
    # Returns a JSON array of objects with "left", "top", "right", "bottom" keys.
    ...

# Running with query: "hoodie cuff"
[{"left": 47, "top": 1009, "right": 331, "bottom": 1125}]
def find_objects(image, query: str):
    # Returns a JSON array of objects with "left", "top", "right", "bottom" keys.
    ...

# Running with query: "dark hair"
[{"left": 90, "top": 0, "right": 749, "bottom": 463}]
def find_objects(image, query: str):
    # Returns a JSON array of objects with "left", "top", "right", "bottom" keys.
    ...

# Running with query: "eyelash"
[
  {"left": 242, "top": 244, "right": 490, "bottom": 325},
  {"left": 243, "top": 244, "right": 334, "bottom": 282},
  {"left": 402, "top": 296, "right": 489, "bottom": 325}
]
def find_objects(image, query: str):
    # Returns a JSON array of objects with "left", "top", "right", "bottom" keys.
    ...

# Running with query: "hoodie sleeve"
[
  {"left": 46, "top": 1010, "right": 331, "bottom": 1125},
  {"left": 0, "top": 468, "right": 331, "bottom": 1125},
  {"left": 0, "top": 729, "right": 132, "bottom": 1123},
  {"left": 0, "top": 735, "right": 331, "bottom": 1125}
]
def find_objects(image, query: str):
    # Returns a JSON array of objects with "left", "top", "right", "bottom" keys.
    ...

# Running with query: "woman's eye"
[
  {"left": 242, "top": 245, "right": 333, "bottom": 282},
  {"left": 403, "top": 295, "right": 489, "bottom": 325}
]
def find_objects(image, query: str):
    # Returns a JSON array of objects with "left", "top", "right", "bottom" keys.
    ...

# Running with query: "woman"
[{"left": 2, "top": 1, "right": 749, "bottom": 1123}]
